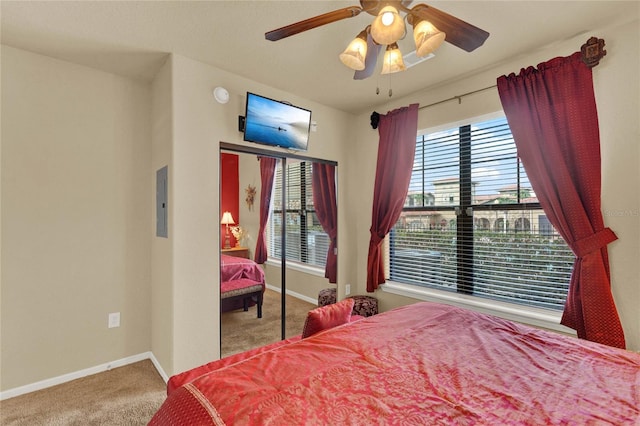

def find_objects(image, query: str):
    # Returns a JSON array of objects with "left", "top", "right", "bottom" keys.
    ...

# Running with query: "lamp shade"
[
  {"left": 370, "top": 5, "right": 405, "bottom": 45},
  {"left": 381, "top": 43, "right": 406, "bottom": 74},
  {"left": 413, "top": 20, "right": 446, "bottom": 57},
  {"left": 220, "top": 211, "right": 235, "bottom": 225},
  {"left": 339, "top": 29, "right": 368, "bottom": 70}
]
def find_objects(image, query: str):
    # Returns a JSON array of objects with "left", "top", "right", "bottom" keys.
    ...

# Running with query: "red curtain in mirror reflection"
[{"left": 312, "top": 163, "right": 338, "bottom": 283}]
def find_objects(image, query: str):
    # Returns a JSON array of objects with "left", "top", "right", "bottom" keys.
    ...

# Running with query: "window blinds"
[{"left": 391, "top": 117, "right": 574, "bottom": 310}]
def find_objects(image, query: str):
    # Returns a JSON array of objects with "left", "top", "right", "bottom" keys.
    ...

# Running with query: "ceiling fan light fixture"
[
  {"left": 371, "top": 5, "right": 405, "bottom": 45},
  {"left": 264, "top": 2, "right": 490, "bottom": 81},
  {"left": 339, "top": 29, "right": 369, "bottom": 70},
  {"left": 380, "top": 7, "right": 396, "bottom": 26},
  {"left": 413, "top": 19, "right": 446, "bottom": 57},
  {"left": 381, "top": 42, "right": 406, "bottom": 75}
]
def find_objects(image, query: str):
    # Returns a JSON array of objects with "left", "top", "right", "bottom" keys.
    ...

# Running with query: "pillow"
[{"left": 302, "top": 298, "right": 355, "bottom": 338}]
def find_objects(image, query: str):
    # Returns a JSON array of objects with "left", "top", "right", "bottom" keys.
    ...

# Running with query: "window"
[
  {"left": 389, "top": 116, "right": 575, "bottom": 310},
  {"left": 269, "top": 160, "right": 329, "bottom": 268}
]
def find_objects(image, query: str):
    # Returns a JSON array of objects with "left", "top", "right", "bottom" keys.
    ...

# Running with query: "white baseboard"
[
  {"left": 1, "top": 287, "right": 318, "bottom": 402},
  {"left": 148, "top": 352, "right": 169, "bottom": 383},
  {"left": 0, "top": 351, "right": 168, "bottom": 401},
  {"left": 265, "top": 284, "right": 318, "bottom": 305}
]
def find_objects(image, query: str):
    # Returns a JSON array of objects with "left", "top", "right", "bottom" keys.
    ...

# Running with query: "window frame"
[
  {"left": 267, "top": 160, "right": 330, "bottom": 272},
  {"left": 383, "top": 112, "right": 576, "bottom": 333}
]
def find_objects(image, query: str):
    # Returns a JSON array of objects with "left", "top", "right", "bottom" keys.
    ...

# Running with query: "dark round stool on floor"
[
  {"left": 350, "top": 295, "right": 378, "bottom": 317},
  {"left": 317, "top": 288, "right": 378, "bottom": 317},
  {"left": 318, "top": 287, "right": 337, "bottom": 307}
]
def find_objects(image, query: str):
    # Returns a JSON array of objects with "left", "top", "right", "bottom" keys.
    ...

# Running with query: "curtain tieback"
[
  {"left": 573, "top": 228, "right": 617, "bottom": 258},
  {"left": 369, "top": 232, "right": 384, "bottom": 247}
]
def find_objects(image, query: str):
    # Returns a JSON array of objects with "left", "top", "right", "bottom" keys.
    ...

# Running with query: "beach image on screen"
[{"left": 244, "top": 93, "right": 311, "bottom": 150}]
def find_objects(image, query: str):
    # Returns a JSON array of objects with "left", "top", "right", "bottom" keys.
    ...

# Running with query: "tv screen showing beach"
[{"left": 243, "top": 93, "right": 311, "bottom": 151}]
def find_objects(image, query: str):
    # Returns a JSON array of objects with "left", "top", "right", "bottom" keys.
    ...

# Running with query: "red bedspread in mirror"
[{"left": 220, "top": 254, "right": 264, "bottom": 283}]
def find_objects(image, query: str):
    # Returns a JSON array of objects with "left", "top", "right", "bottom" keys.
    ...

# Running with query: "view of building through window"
[{"left": 390, "top": 116, "right": 575, "bottom": 310}]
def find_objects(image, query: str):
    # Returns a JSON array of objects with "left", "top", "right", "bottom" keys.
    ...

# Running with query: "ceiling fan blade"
[
  {"left": 265, "top": 6, "right": 363, "bottom": 41},
  {"left": 410, "top": 4, "right": 489, "bottom": 52},
  {"left": 354, "top": 33, "right": 382, "bottom": 80}
]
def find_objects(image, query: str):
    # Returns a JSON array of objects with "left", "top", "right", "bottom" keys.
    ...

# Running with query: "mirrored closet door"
[{"left": 219, "top": 142, "right": 337, "bottom": 357}]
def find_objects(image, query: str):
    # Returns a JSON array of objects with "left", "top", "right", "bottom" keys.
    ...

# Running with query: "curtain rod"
[
  {"left": 417, "top": 36, "right": 605, "bottom": 112},
  {"left": 418, "top": 37, "right": 606, "bottom": 112},
  {"left": 418, "top": 84, "right": 497, "bottom": 111},
  {"left": 369, "top": 84, "right": 497, "bottom": 129},
  {"left": 370, "top": 36, "right": 605, "bottom": 129}
]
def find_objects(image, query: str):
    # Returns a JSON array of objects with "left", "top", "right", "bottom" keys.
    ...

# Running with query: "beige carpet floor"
[
  {"left": 1, "top": 290, "right": 316, "bottom": 425},
  {"left": 0, "top": 359, "right": 166, "bottom": 425},
  {"left": 221, "top": 288, "right": 316, "bottom": 357}
]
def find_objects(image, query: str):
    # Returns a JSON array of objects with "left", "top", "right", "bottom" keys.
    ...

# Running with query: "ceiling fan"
[{"left": 265, "top": 0, "right": 489, "bottom": 80}]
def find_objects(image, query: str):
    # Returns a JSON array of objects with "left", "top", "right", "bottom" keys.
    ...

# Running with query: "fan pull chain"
[{"left": 376, "top": 74, "right": 393, "bottom": 97}]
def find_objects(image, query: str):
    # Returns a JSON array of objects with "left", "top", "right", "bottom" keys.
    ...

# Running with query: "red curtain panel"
[
  {"left": 497, "top": 52, "right": 625, "bottom": 348},
  {"left": 312, "top": 163, "right": 338, "bottom": 283},
  {"left": 366, "top": 104, "right": 419, "bottom": 292},
  {"left": 254, "top": 157, "right": 277, "bottom": 264}
]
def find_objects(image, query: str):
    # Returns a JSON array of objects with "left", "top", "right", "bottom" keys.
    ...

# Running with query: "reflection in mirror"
[{"left": 220, "top": 145, "right": 337, "bottom": 358}]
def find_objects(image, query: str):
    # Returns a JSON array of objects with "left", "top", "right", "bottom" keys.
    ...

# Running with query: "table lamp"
[{"left": 220, "top": 211, "right": 235, "bottom": 249}]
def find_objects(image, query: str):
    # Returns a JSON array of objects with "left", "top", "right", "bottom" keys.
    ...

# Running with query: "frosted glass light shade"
[
  {"left": 381, "top": 43, "right": 406, "bottom": 74},
  {"left": 371, "top": 6, "right": 405, "bottom": 45},
  {"left": 339, "top": 30, "right": 368, "bottom": 70},
  {"left": 413, "top": 20, "right": 446, "bottom": 57}
]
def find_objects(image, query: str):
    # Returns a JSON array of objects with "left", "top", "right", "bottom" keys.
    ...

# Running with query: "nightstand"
[{"left": 222, "top": 246, "right": 250, "bottom": 259}]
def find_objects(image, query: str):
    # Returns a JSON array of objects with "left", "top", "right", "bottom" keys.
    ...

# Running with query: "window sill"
[
  {"left": 265, "top": 258, "right": 325, "bottom": 278},
  {"left": 382, "top": 281, "right": 576, "bottom": 335}
]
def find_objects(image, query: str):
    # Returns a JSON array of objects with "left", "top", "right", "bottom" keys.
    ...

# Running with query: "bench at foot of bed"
[{"left": 221, "top": 278, "right": 263, "bottom": 318}]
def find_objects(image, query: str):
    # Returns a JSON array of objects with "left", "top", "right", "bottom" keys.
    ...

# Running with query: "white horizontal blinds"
[
  {"left": 390, "top": 213, "right": 458, "bottom": 289},
  {"left": 270, "top": 161, "right": 329, "bottom": 268},
  {"left": 393, "top": 128, "right": 460, "bottom": 290},
  {"left": 469, "top": 120, "right": 523, "bottom": 204},
  {"left": 407, "top": 128, "right": 460, "bottom": 208},
  {"left": 468, "top": 119, "right": 574, "bottom": 309},
  {"left": 472, "top": 221, "right": 574, "bottom": 309},
  {"left": 390, "top": 116, "right": 574, "bottom": 310},
  {"left": 270, "top": 162, "right": 284, "bottom": 259},
  {"left": 285, "top": 162, "right": 304, "bottom": 263}
]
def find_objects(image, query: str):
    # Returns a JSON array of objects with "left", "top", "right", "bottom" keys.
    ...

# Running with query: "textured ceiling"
[{"left": 1, "top": 1, "right": 638, "bottom": 114}]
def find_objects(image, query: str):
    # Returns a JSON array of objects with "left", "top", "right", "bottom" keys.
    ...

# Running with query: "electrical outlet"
[
  {"left": 345, "top": 284, "right": 351, "bottom": 295},
  {"left": 108, "top": 312, "right": 120, "bottom": 328}
]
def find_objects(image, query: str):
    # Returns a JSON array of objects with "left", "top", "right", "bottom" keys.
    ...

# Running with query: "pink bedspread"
[
  {"left": 220, "top": 254, "right": 264, "bottom": 284},
  {"left": 150, "top": 302, "right": 640, "bottom": 425}
]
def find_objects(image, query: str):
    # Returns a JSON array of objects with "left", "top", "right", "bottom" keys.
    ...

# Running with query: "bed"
[
  {"left": 150, "top": 301, "right": 640, "bottom": 425},
  {"left": 220, "top": 254, "right": 265, "bottom": 317}
]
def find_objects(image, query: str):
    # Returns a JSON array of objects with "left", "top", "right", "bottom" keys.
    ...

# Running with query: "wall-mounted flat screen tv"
[{"left": 243, "top": 92, "right": 312, "bottom": 151}]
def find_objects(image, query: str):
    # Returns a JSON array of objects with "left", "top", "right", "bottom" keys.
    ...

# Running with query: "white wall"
[
  {"left": 0, "top": 46, "right": 354, "bottom": 390},
  {"left": 1, "top": 46, "right": 152, "bottom": 390},
  {"left": 160, "top": 54, "right": 353, "bottom": 375},
  {"left": 150, "top": 56, "right": 174, "bottom": 375},
  {"left": 347, "top": 19, "right": 640, "bottom": 351},
  {"left": 170, "top": 55, "right": 221, "bottom": 373},
  {"left": 595, "top": 19, "right": 640, "bottom": 351}
]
